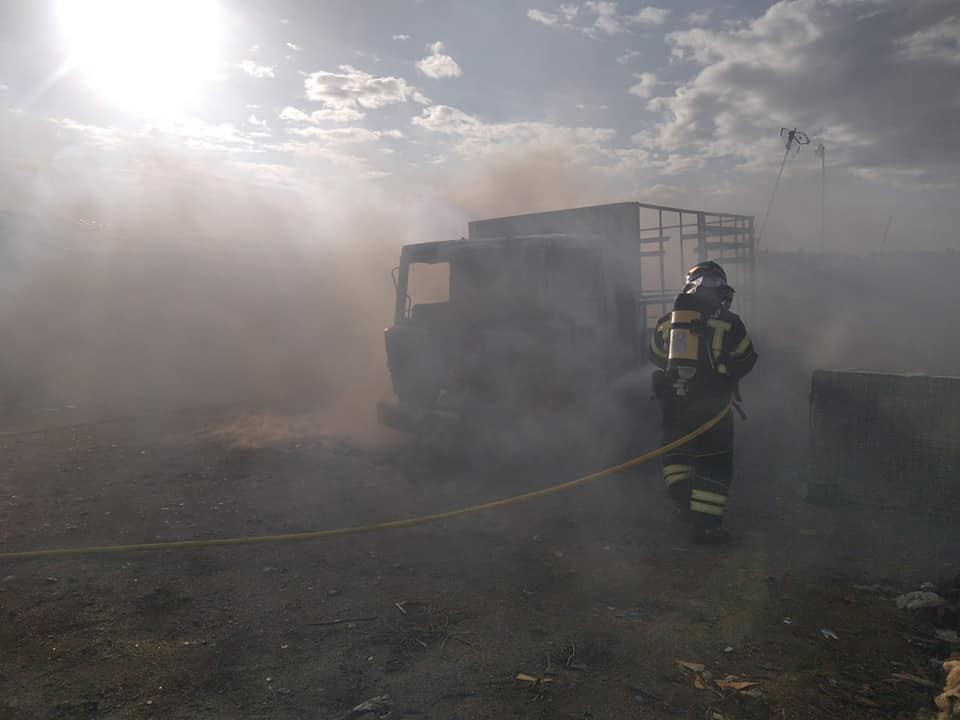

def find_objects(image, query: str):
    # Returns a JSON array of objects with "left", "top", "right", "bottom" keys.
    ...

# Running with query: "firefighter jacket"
[{"left": 648, "top": 301, "right": 757, "bottom": 401}]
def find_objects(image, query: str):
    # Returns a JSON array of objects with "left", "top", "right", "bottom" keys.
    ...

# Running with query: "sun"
[{"left": 57, "top": 0, "right": 221, "bottom": 116}]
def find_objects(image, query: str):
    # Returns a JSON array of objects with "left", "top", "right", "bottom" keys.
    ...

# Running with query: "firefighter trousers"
[{"left": 660, "top": 399, "right": 734, "bottom": 529}]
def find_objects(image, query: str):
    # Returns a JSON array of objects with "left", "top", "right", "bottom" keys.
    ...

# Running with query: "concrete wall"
[{"left": 809, "top": 369, "right": 960, "bottom": 514}]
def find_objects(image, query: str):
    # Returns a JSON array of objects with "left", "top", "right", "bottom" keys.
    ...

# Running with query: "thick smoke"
[
  {"left": 0, "top": 148, "right": 414, "bottom": 434},
  {"left": 2, "top": 127, "right": 956, "bottom": 452},
  {"left": 0, "top": 140, "right": 623, "bottom": 442}
]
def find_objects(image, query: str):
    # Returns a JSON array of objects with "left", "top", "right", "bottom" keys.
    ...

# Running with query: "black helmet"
[{"left": 683, "top": 260, "right": 734, "bottom": 305}]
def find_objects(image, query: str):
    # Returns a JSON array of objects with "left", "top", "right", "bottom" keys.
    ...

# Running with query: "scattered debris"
[
  {"left": 904, "top": 632, "right": 942, "bottom": 648},
  {"left": 560, "top": 640, "right": 580, "bottom": 668},
  {"left": 821, "top": 628, "right": 839, "bottom": 640},
  {"left": 677, "top": 660, "right": 714, "bottom": 691},
  {"left": 440, "top": 632, "right": 476, "bottom": 650},
  {"left": 783, "top": 617, "right": 793, "bottom": 625},
  {"left": 716, "top": 678, "right": 759, "bottom": 692},
  {"left": 308, "top": 616, "right": 377, "bottom": 627},
  {"left": 896, "top": 591, "right": 946, "bottom": 610},
  {"left": 515, "top": 673, "right": 554, "bottom": 685},
  {"left": 887, "top": 672, "right": 938, "bottom": 689},
  {"left": 723, "top": 646, "right": 734, "bottom": 653},
  {"left": 936, "top": 629, "right": 960, "bottom": 643},
  {"left": 334, "top": 694, "right": 392, "bottom": 720},
  {"left": 516, "top": 671, "right": 554, "bottom": 701},
  {"left": 935, "top": 660, "right": 960, "bottom": 720},
  {"left": 395, "top": 601, "right": 408, "bottom": 615}
]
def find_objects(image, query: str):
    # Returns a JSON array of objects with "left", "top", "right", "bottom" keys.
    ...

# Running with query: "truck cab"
[{"left": 378, "top": 235, "right": 638, "bottom": 442}]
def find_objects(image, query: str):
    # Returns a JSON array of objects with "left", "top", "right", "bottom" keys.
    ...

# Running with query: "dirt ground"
[{"left": 0, "top": 397, "right": 958, "bottom": 720}]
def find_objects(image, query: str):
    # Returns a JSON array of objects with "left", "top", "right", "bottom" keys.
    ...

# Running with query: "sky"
[{"left": 0, "top": 0, "right": 958, "bottom": 252}]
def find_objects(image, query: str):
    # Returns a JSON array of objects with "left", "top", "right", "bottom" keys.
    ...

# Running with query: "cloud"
[
  {"left": 266, "top": 129, "right": 398, "bottom": 178},
  {"left": 302, "top": 65, "right": 428, "bottom": 123},
  {"left": 285, "top": 127, "right": 394, "bottom": 144},
  {"left": 587, "top": 1, "right": 623, "bottom": 34},
  {"left": 576, "top": 103, "right": 610, "bottom": 110},
  {"left": 628, "top": 71, "right": 661, "bottom": 98},
  {"left": 392, "top": 34, "right": 411, "bottom": 40},
  {"left": 898, "top": 15, "right": 960, "bottom": 64},
  {"left": 408, "top": 104, "right": 702, "bottom": 184},
  {"left": 617, "top": 50, "right": 642, "bottom": 63},
  {"left": 286, "top": 42, "right": 303, "bottom": 52},
  {"left": 412, "top": 104, "right": 616, "bottom": 161},
  {"left": 529, "top": 3, "right": 669, "bottom": 36},
  {"left": 527, "top": 9, "right": 560, "bottom": 26},
  {"left": 239, "top": 61, "right": 276, "bottom": 79},
  {"left": 629, "top": 6, "right": 670, "bottom": 26},
  {"left": 416, "top": 41, "right": 463, "bottom": 79},
  {"left": 52, "top": 116, "right": 262, "bottom": 155},
  {"left": 647, "top": 0, "right": 960, "bottom": 187},
  {"left": 279, "top": 106, "right": 310, "bottom": 123},
  {"left": 686, "top": 9, "right": 713, "bottom": 26},
  {"left": 560, "top": 4, "right": 580, "bottom": 21},
  {"left": 248, "top": 115, "right": 268, "bottom": 128},
  {"left": 154, "top": 119, "right": 259, "bottom": 152},
  {"left": 51, "top": 118, "right": 128, "bottom": 150},
  {"left": 279, "top": 104, "right": 364, "bottom": 124}
]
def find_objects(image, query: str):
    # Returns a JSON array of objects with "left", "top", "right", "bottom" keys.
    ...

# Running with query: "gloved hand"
[
  {"left": 651, "top": 369, "right": 671, "bottom": 399},
  {"left": 715, "top": 354, "right": 730, "bottom": 376}
]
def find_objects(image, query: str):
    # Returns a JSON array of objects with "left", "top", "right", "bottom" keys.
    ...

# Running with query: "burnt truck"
[{"left": 377, "top": 202, "right": 755, "bottom": 448}]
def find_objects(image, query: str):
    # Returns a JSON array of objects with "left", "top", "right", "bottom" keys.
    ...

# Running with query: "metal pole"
[
  {"left": 881, "top": 215, "right": 893, "bottom": 252},
  {"left": 748, "top": 216, "right": 756, "bottom": 321},
  {"left": 817, "top": 144, "right": 826, "bottom": 256},
  {"left": 757, "top": 147, "right": 790, "bottom": 246},
  {"left": 758, "top": 128, "right": 809, "bottom": 246},
  {"left": 658, "top": 209, "right": 666, "bottom": 316},
  {"left": 679, "top": 211, "right": 685, "bottom": 274},
  {"left": 697, "top": 212, "right": 707, "bottom": 262}
]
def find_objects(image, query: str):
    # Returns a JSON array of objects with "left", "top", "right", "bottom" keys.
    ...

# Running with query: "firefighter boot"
[{"left": 691, "top": 521, "right": 731, "bottom": 545}]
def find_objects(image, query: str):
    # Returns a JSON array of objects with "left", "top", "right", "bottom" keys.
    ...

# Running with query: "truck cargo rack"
[{"left": 468, "top": 201, "right": 757, "bottom": 342}]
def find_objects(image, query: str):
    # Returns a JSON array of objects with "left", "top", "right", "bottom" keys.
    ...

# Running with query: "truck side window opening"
[{"left": 406, "top": 262, "right": 450, "bottom": 320}]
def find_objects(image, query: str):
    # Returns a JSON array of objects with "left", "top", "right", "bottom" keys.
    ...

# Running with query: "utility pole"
[
  {"left": 815, "top": 143, "right": 826, "bottom": 256},
  {"left": 881, "top": 215, "right": 893, "bottom": 252},
  {"left": 757, "top": 128, "right": 810, "bottom": 246}
]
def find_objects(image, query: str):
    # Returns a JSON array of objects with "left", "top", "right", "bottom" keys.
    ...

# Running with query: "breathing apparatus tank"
[{"left": 666, "top": 292, "right": 704, "bottom": 396}]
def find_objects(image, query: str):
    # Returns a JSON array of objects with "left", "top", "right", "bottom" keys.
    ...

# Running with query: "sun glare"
[{"left": 57, "top": 0, "right": 221, "bottom": 116}]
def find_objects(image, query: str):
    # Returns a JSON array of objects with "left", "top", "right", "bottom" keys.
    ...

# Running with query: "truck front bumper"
[{"left": 377, "top": 400, "right": 463, "bottom": 440}]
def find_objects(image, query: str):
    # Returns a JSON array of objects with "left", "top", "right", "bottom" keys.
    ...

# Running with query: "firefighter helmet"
[{"left": 683, "top": 260, "right": 734, "bottom": 305}]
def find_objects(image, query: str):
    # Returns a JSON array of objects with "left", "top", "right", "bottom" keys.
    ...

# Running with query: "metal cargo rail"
[{"left": 467, "top": 200, "right": 757, "bottom": 339}]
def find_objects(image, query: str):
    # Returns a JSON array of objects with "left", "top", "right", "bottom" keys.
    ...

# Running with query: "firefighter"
[{"left": 649, "top": 261, "right": 757, "bottom": 544}]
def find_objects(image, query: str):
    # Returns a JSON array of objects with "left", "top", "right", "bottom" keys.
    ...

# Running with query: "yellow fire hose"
[{"left": 0, "top": 403, "right": 731, "bottom": 561}]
